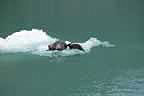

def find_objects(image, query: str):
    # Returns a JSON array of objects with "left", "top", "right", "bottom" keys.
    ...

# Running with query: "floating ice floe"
[{"left": 0, "top": 29, "right": 115, "bottom": 57}]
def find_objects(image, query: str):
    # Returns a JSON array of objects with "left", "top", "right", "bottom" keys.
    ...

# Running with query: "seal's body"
[{"left": 48, "top": 41, "right": 67, "bottom": 51}]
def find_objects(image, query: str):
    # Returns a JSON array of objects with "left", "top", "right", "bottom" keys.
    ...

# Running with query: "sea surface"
[{"left": 0, "top": 0, "right": 144, "bottom": 96}]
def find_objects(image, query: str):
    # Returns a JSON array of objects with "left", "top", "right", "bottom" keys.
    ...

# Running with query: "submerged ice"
[{"left": 0, "top": 29, "right": 115, "bottom": 56}]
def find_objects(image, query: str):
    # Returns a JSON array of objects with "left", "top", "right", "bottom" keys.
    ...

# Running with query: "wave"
[{"left": 0, "top": 29, "right": 115, "bottom": 57}]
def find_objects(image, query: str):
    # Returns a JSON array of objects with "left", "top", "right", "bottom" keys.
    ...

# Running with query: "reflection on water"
[{"left": 70, "top": 69, "right": 144, "bottom": 96}]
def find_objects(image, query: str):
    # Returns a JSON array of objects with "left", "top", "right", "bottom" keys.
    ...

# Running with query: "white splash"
[{"left": 0, "top": 29, "right": 115, "bottom": 57}]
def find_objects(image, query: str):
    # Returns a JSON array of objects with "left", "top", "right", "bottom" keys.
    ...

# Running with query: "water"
[{"left": 0, "top": 0, "right": 144, "bottom": 96}]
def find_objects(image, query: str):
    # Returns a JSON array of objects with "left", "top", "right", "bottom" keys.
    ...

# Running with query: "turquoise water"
[
  {"left": 0, "top": 0, "right": 144, "bottom": 96},
  {"left": 0, "top": 30, "right": 144, "bottom": 96}
]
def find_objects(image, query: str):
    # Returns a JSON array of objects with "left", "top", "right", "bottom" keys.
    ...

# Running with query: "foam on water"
[{"left": 0, "top": 29, "right": 115, "bottom": 57}]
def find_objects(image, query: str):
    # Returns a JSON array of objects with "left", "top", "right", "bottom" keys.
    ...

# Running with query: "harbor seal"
[{"left": 48, "top": 40, "right": 84, "bottom": 51}]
